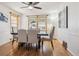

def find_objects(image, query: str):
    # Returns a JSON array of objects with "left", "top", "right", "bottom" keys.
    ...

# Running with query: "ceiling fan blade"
[
  {"left": 34, "top": 6, "right": 42, "bottom": 9},
  {"left": 20, "top": 6, "right": 29, "bottom": 8},
  {"left": 33, "top": 2, "right": 39, "bottom": 5},
  {"left": 21, "top": 2, "right": 29, "bottom": 5}
]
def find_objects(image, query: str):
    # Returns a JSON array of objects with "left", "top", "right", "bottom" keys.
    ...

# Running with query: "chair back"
[
  {"left": 27, "top": 29, "right": 39, "bottom": 43},
  {"left": 18, "top": 29, "right": 27, "bottom": 43},
  {"left": 50, "top": 26, "right": 55, "bottom": 40}
]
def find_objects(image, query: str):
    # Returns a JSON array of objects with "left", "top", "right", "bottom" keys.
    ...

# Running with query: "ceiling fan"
[{"left": 21, "top": 2, "right": 42, "bottom": 10}]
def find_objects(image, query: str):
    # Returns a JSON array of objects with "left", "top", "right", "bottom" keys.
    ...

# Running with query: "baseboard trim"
[
  {"left": 0, "top": 40, "right": 10, "bottom": 47},
  {"left": 57, "top": 39, "right": 75, "bottom": 56},
  {"left": 67, "top": 48, "right": 75, "bottom": 56}
]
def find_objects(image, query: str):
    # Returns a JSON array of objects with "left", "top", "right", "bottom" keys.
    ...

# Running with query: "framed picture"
[
  {"left": 59, "top": 6, "right": 68, "bottom": 28},
  {"left": 0, "top": 12, "right": 8, "bottom": 22}
]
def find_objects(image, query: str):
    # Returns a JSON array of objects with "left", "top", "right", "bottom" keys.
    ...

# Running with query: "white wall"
[
  {"left": 0, "top": 4, "right": 21, "bottom": 46},
  {"left": 47, "top": 12, "right": 58, "bottom": 38},
  {"left": 57, "top": 2, "right": 79, "bottom": 55}
]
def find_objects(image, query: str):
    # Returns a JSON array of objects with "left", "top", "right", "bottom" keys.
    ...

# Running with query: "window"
[
  {"left": 10, "top": 12, "right": 19, "bottom": 33},
  {"left": 28, "top": 15, "right": 47, "bottom": 33},
  {"left": 38, "top": 16, "right": 47, "bottom": 33},
  {"left": 28, "top": 16, "right": 37, "bottom": 29}
]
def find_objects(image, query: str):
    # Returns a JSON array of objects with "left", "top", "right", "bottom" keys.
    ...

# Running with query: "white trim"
[
  {"left": 57, "top": 38, "right": 75, "bottom": 56},
  {"left": 0, "top": 39, "right": 10, "bottom": 46},
  {"left": 67, "top": 48, "right": 75, "bottom": 56}
]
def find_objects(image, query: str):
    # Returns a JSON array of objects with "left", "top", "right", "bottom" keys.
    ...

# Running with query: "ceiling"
[{"left": 0, "top": 2, "right": 64, "bottom": 15}]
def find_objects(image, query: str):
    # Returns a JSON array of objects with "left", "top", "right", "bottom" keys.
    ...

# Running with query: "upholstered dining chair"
[
  {"left": 11, "top": 27, "right": 18, "bottom": 45},
  {"left": 27, "top": 29, "right": 39, "bottom": 50},
  {"left": 41, "top": 26, "right": 55, "bottom": 50},
  {"left": 18, "top": 29, "right": 28, "bottom": 49}
]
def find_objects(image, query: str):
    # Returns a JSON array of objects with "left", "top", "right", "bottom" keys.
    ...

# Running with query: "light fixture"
[{"left": 28, "top": 6, "right": 33, "bottom": 9}]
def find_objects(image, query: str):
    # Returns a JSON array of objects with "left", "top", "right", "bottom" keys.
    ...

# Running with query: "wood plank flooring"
[{"left": 0, "top": 39, "right": 71, "bottom": 56}]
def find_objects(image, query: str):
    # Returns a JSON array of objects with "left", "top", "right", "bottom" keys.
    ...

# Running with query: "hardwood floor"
[{"left": 0, "top": 39, "right": 71, "bottom": 56}]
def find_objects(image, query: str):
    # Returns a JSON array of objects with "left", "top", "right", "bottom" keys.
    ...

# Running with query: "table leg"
[{"left": 38, "top": 39, "right": 41, "bottom": 49}]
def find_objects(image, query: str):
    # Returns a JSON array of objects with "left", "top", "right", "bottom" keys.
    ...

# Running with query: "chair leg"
[
  {"left": 18, "top": 43, "right": 21, "bottom": 50},
  {"left": 27, "top": 43, "right": 30, "bottom": 51},
  {"left": 12, "top": 39, "right": 15, "bottom": 45},
  {"left": 36, "top": 43, "right": 38, "bottom": 51},
  {"left": 42, "top": 40, "right": 43, "bottom": 49},
  {"left": 18, "top": 44, "right": 20, "bottom": 50},
  {"left": 25, "top": 43, "right": 27, "bottom": 50},
  {"left": 51, "top": 41, "right": 54, "bottom": 50},
  {"left": 16, "top": 37, "right": 18, "bottom": 42},
  {"left": 30, "top": 43, "right": 32, "bottom": 51}
]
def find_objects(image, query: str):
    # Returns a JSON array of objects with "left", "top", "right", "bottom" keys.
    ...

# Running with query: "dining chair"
[
  {"left": 41, "top": 26, "right": 55, "bottom": 50},
  {"left": 18, "top": 29, "right": 28, "bottom": 49},
  {"left": 27, "top": 29, "right": 39, "bottom": 50},
  {"left": 11, "top": 27, "right": 18, "bottom": 45}
]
